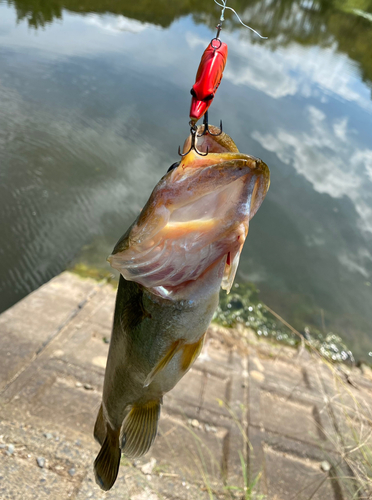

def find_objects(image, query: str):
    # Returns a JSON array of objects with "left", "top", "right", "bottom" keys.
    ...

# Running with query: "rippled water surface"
[{"left": 1, "top": 0, "right": 372, "bottom": 360}]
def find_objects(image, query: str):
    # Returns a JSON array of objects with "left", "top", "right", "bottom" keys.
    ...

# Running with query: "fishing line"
[{"left": 213, "top": 0, "right": 267, "bottom": 39}]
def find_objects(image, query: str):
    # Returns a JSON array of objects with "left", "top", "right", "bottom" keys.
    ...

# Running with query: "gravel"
[{"left": 6, "top": 444, "right": 14, "bottom": 456}]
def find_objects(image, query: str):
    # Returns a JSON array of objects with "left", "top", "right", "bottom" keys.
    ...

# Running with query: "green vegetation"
[
  {"left": 215, "top": 282, "right": 298, "bottom": 346},
  {"left": 69, "top": 262, "right": 118, "bottom": 286},
  {"left": 214, "top": 281, "right": 356, "bottom": 364}
]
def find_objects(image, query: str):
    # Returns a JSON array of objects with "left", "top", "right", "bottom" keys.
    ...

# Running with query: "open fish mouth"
[{"left": 109, "top": 126, "right": 270, "bottom": 297}]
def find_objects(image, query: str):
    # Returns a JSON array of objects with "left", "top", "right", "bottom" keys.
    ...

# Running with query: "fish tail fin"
[
  {"left": 94, "top": 404, "right": 106, "bottom": 445},
  {"left": 94, "top": 426, "right": 121, "bottom": 491},
  {"left": 121, "top": 399, "right": 161, "bottom": 458}
]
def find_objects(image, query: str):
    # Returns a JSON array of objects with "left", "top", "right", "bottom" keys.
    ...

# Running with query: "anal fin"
[
  {"left": 94, "top": 404, "right": 106, "bottom": 446},
  {"left": 181, "top": 333, "right": 206, "bottom": 372},
  {"left": 121, "top": 400, "right": 161, "bottom": 459},
  {"left": 143, "top": 339, "right": 183, "bottom": 387},
  {"left": 94, "top": 426, "right": 121, "bottom": 491}
]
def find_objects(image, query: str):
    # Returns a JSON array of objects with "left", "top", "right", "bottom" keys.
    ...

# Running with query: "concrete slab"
[
  {"left": 263, "top": 446, "right": 338, "bottom": 500},
  {"left": 0, "top": 273, "right": 99, "bottom": 392},
  {"left": 0, "top": 271, "right": 371, "bottom": 499}
]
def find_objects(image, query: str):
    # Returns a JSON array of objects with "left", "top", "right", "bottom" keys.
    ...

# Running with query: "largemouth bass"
[{"left": 93, "top": 126, "right": 270, "bottom": 490}]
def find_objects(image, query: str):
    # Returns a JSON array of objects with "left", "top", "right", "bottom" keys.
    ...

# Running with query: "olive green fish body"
[
  {"left": 94, "top": 126, "right": 270, "bottom": 490},
  {"left": 102, "top": 257, "right": 223, "bottom": 426}
]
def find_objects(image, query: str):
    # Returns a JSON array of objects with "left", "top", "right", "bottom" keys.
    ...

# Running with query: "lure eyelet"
[{"left": 211, "top": 37, "right": 222, "bottom": 50}]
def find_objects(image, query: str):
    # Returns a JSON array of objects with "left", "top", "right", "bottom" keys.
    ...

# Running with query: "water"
[{"left": 0, "top": 0, "right": 371, "bottom": 361}]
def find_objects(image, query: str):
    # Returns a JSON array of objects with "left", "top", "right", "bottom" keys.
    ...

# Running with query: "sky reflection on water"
[{"left": 0, "top": 0, "right": 372, "bottom": 359}]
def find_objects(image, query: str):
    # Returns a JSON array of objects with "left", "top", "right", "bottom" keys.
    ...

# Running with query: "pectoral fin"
[
  {"left": 143, "top": 340, "right": 184, "bottom": 388},
  {"left": 121, "top": 400, "right": 161, "bottom": 459}
]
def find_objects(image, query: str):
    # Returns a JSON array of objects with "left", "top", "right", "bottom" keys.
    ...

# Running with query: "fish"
[{"left": 93, "top": 126, "right": 270, "bottom": 490}]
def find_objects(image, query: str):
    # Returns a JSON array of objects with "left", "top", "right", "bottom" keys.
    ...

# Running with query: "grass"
[
  {"left": 214, "top": 279, "right": 372, "bottom": 497},
  {"left": 69, "top": 262, "right": 118, "bottom": 286},
  {"left": 323, "top": 365, "right": 372, "bottom": 499},
  {"left": 248, "top": 316, "right": 372, "bottom": 499},
  {"left": 212, "top": 299, "right": 372, "bottom": 499}
]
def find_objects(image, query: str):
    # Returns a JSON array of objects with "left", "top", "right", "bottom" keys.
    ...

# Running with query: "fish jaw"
[{"left": 109, "top": 130, "right": 269, "bottom": 296}]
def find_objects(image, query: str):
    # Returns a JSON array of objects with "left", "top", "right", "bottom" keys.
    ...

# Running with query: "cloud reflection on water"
[
  {"left": 86, "top": 14, "right": 153, "bottom": 34},
  {"left": 223, "top": 34, "right": 371, "bottom": 110},
  {"left": 252, "top": 106, "right": 372, "bottom": 238}
]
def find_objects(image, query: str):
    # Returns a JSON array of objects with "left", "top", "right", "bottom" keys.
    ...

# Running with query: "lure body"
[{"left": 190, "top": 40, "right": 228, "bottom": 124}]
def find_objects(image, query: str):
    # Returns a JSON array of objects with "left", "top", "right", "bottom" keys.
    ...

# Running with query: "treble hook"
[
  {"left": 198, "top": 111, "right": 223, "bottom": 137},
  {"left": 178, "top": 124, "right": 209, "bottom": 157}
]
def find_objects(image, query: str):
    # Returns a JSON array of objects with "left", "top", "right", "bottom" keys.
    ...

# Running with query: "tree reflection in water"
[{"left": 8, "top": 0, "right": 372, "bottom": 89}]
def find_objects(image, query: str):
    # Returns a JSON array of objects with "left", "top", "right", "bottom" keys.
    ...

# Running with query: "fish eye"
[
  {"left": 204, "top": 93, "right": 214, "bottom": 102},
  {"left": 167, "top": 161, "right": 180, "bottom": 173},
  {"left": 190, "top": 88, "right": 197, "bottom": 98}
]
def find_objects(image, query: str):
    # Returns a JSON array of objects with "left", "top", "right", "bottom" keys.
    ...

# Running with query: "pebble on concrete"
[
  {"left": 321, "top": 460, "right": 331, "bottom": 472},
  {"left": 36, "top": 457, "right": 46, "bottom": 468},
  {"left": 190, "top": 419, "right": 200, "bottom": 429},
  {"left": 6, "top": 444, "right": 14, "bottom": 456},
  {"left": 131, "top": 489, "right": 159, "bottom": 500},
  {"left": 205, "top": 424, "right": 217, "bottom": 433},
  {"left": 141, "top": 457, "right": 156, "bottom": 475},
  {"left": 68, "top": 467, "right": 76, "bottom": 477}
]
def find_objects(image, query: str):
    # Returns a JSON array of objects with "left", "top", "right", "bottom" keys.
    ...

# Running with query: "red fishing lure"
[{"left": 189, "top": 39, "right": 228, "bottom": 124}]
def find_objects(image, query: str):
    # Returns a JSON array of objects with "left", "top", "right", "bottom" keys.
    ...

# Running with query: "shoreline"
[{"left": 69, "top": 262, "right": 370, "bottom": 371}]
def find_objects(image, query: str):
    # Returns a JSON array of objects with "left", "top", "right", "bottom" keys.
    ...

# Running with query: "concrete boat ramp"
[{"left": 0, "top": 272, "right": 371, "bottom": 499}]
